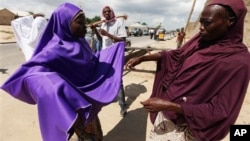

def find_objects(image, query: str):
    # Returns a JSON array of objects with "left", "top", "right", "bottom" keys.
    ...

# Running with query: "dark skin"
[
  {"left": 199, "top": 5, "right": 235, "bottom": 42},
  {"left": 71, "top": 11, "right": 87, "bottom": 38},
  {"left": 126, "top": 4, "right": 235, "bottom": 114},
  {"left": 90, "top": 7, "right": 125, "bottom": 43}
]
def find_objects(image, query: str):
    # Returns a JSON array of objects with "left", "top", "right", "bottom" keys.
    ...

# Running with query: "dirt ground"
[{"left": 0, "top": 21, "right": 250, "bottom": 141}]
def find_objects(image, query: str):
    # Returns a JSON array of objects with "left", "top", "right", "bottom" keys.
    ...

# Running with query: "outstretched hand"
[
  {"left": 140, "top": 97, "right": 183, "bottom": 114},
  {"left": 140, "top": 97, "right": 169, "bottom": 113},
  {"left": 125, "top": 56, "right": 142, "bottom": 70}
]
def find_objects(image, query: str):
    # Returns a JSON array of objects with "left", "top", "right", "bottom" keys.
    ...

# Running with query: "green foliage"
[
  {"left": 86, "top": 16, "right": 101, "bottom": 24},
  {"left": 86, "top": 18, "right": 92, "bottom": 24},
  {"left": 92, "top": 16, "right": 101, "bottom": 22}
]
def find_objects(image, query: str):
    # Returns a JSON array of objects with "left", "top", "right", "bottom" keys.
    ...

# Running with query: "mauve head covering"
[
  {"left": 102, "top": 6, "right": 116, "bottom": 22},
  {"left": 150, "top": 0, "right": 250, "bottom": 140},
  {"left": 207, "top": 0, "right": 246, "bottom": 43},
  {"left": 1, "top": 2, "right": 125, "bottom": 141}
]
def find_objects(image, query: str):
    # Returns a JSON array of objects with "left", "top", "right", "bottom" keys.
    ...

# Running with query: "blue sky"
[{"left": 0, "top": 0, "right": 207, "bottom": 30}]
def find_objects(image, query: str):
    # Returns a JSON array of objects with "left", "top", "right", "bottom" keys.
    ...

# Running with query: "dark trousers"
[
  {"left": 150, "top": 33, "right": 153, "bottom": 39},
  {"left": 118, "top": 84, "right": 126, "bottom": 109}
]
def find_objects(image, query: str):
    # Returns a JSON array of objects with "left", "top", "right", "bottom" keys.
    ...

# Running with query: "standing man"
[
  {"left": 149, "top": 28, "right": 154, "bottom": 39},
  {"left": 92, "top": 6, "right": 128, "bottom": 117},
  {"left": 176, "top": 27, "right": 186, "bottom": 48}
]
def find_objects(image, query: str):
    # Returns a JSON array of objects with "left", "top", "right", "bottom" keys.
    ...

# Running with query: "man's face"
[
  {"left": 199, "top": 5, "right": 230, "bottom": 42},
  {"left": 71, "top": 12, "right": 87, "bottom": 38},
  {"left": 103, "top": 7, "right": 111, "bottom": 20}
]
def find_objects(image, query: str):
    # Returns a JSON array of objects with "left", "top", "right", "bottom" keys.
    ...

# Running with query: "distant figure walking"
[
  {"left": 149, "top": 28, "right": 154, "bottom": 39},
  {"left": 176, "top": 27, "right": 186, "bottom": 48}
]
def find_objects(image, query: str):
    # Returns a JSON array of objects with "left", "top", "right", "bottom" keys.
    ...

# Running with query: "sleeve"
[
  {"left": 181, "top": 62, "right": 249, "bottom": 137},
  {"left": 28, "top": 17, "right": 47, "bottom": 45},
  {"left": 100, "top": 23, "right": 105, "bottom": 30},
  {"left": 11, "top": 16, "right": 34, "bottom": 48},
  {"left": 117, "top": 19, "right": 127, "bottom": 38}
]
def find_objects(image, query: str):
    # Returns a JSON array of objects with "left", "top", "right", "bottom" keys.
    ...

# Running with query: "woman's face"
[
  {"left": 71, "top": 12, "right": 87, "bottom": 38},
  {"left": 103, "top": 7, "right": 112, "bottom": 20},
  {"left": 199, "top": 5, "right": 231, "bottom": 42}
]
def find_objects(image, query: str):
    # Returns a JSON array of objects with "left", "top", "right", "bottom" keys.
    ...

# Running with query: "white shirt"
[
  {"left": 100, "top": 18, "right": 127, "bottom": 50},
  {"left": 11, "top": 15, "right": 47, "bottom": 61}
]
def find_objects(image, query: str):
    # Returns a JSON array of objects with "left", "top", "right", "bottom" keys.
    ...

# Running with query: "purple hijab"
[
  {"left": 1, "top": 2, "right": 125, "bottom": 141},
  {"left": 151, "top": 0, "right": 250, "bottom": 140}
]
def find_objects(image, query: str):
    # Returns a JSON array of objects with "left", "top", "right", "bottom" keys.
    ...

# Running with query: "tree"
[
  {"left": 92, "top": 16, "right": 101, "bottom": 22},
  {"left": 86, "top": 16, "right": 101, "bottom": 24},
  {"left": 86, "top": 18, "right": 92, "bottom": 24}
]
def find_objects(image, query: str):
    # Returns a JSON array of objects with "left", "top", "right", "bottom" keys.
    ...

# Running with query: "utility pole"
[{"left": 184, "top": 0, "right": 197, "bottom": 33}]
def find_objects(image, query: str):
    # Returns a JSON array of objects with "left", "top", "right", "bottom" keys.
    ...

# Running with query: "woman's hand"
[
  {"left": 125, "top": 56, "right": 142, "bottom": 70},
  {"left": 126, "top": 53, "right": 162, "bottom": 70},
  {"left": 140, "top": 97, "right": 169, "bottom": 113},
  {"left": 140, "top": 97, "right": 183, "bottom": 114}
]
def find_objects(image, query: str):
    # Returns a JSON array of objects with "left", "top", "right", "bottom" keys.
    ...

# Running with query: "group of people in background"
[
  {"left": 2, "top": 0, "right": 250, "bottom": 141},
  {"left": 148, "top": 27, "right": 186, "bottom": 49}
]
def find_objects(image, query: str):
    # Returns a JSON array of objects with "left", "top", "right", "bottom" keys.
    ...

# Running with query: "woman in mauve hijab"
[
  {"left": 127, "top": 0, "right": 250, "bottom": 140},
  {"left": 1, "top": 2, "right": 125, "bottom": 141}
]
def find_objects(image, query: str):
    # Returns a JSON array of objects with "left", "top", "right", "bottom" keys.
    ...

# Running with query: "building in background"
[{"left": 0, "top": 8, "right": 16, "bottom": 25}]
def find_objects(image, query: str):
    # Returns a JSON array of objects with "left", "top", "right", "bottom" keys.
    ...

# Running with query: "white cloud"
[{"left": 0, "top": 0, "right": 207, "bottom": 30}]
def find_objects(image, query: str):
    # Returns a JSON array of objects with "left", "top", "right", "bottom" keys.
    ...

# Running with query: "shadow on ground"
[
  {"left": 125, "top": 82, "right": 147, "bottom": 108},
  {"left": 103, "top": 108, "right": 148, "bottom": 141},
  {"left": 0, "top": 68, "right": 8, "bottom": 74},
  {"left": 104, "top": 82, "right": 148, "bottom": 141}
]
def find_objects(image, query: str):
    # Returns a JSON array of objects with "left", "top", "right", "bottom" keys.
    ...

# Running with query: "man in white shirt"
[
  {"left": 100, "top": 17, "right": 127, "bottom": 49},
  {"left": 92, "top": 6, "right": 128, "bottom": 116}
]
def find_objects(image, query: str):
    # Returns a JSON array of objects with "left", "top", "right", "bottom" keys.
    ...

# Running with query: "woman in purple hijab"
[
  {"left": 1, "top": 2, "right": 125, "bottom": 141},
  {"left": 127, "top": 0, "right": 250, "bottom": 140}
]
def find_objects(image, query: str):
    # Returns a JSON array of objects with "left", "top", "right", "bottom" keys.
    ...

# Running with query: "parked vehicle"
[
  {"left": 158, "top": 32, "right": 165, "bottom": 40},
  {"left": 156, "top": 28, "right": 166, "bottom": 41},
  {"left": 129, "top": 28, "right": 143, "bottom": 36},
  {"left": 142, "top": 30, "right": 149, "bottom": 36}
]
